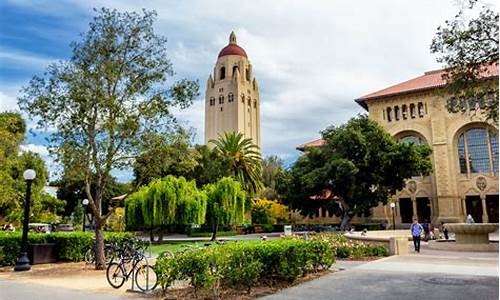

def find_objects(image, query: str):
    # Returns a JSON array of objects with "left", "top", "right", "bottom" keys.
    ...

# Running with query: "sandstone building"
[
  {"left": 298, "top": 65, "right": 499, "bottom": 225},
  {"left": 204, "top": 32, "right": 261, "bottom": 149}
]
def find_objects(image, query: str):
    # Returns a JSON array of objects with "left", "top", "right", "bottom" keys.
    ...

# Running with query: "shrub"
[
  {"left": 0, "top": 231, "right": 135, "bottom": 266},
  {"left": 154, "top": 239, "right": 335, "bottom": 294}
]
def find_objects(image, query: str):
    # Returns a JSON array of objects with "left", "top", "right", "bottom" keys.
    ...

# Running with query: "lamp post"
[
  {"left": 14, "top": 169, "right": 36, "bottom": 272},
  {"left": 390, "top": 202, "right": 396, "bottom": 230},
  {"left": 82, "top": 199, "right": 89, "bottom": 232}
]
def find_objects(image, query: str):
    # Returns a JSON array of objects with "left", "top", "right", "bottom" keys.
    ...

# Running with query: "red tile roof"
[
  {"left": 296, "top": 138, "right": 326, "bottom": 151},
  {"left": 218, "top": 44, "right": 248, "bottom": 58},
  {"left": 355, "top": 64, "right": 499, "bottom": 109}
]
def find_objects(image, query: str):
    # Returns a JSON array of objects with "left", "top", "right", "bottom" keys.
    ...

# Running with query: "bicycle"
[
  {"left": 84, "top": 240, "right": 118, "bottom": 265},
  {"left": 106, "top": 239, "right": 157, "bottom": 291}
]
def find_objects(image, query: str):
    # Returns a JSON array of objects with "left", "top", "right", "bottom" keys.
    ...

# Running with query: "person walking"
[{"left": 410, "top": 218, "right": 424, "bottom": 253}]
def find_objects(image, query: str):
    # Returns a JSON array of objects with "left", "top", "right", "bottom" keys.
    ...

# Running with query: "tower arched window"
[
  {"left": 219, "top": 95, "right": 224, "bottom": 104},
  {"left": 220, "top": 67, "right": 226, "bottom": 80},
  {"left": 241, "top": 94, "right": 245, "bottom": 103},
  {"left": 247, "top": 96, "right": 251, "bottom": 106},
  {"left": 457, "top": 127, "right": 498, "bottom": 174},
  {"left": 246, "top": 68, "right": 250, "bottom": 81},
  {"left": 400, "top": 135, "right": 423, "bottom": 144},
  {"left": 228, "top": 93, "right": 234, "bottom": 102},
  {"left": 254, "top": 100, "right": 257, "bottom": 108},
  {"left": 394, "top": 106, "right": 400, "bottom": 121},
  {"left": 209, "top": 97, "right": 215, "bottom": 106},
  {"left": 386, "top": 107, "right": 392, "bottom": 122},
  {"left": 232, "top": 66, "right": 239, "bottom": 76}
]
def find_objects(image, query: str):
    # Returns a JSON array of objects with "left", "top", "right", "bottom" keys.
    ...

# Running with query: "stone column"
[
  {"left": 411, "top": 195, "right": 418, "bottom": 221},
  {"left": 481, "top": 194, "right": 489, "bottom": 223},
  {"left": 461, "top": 197, "right": 467, "bottom": 220}
]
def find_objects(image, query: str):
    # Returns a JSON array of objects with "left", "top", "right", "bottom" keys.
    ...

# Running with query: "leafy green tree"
[
  {"left": 133, "top": 129, "right": 200, "bottom": 187},
  {"left": 277, "top": 115, "right": 432, "bottom": 230},
  {"left": 204, "top": 177, "right": 246, "bottom": 241},
  {"left": 209, "top": 132, "right": 263, "bottom": 196},
  {"left": 0, "top": 112, "right": 26, "bottom": 165},
  {"left": 125, "top": 175, "right": 206, "bottom": 241},
  {"left": 18, "top": 8, "right": 199, "bottom": 269},
  {"left": 188, "top": 145, "right": 231, "bottom": 187},
  {"left": 261, "top": 155, "right": 285, "bottom": 200},
  {"left": 431, "top": 0, "right": 499, "bottom": 121}
]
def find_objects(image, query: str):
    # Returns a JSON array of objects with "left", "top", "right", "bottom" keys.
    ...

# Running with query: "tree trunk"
[
  {"left": 149, "top": 227, "right": 154, "bottom": 243},
  {"left": 158, "top": 228, "right": 163, "bottom": 243},
  {"left": 94, "top": 222, "right": 106, "bottom": 270},
  {"left": 211, "top": 223, "right": 218, "bottom": 241}
]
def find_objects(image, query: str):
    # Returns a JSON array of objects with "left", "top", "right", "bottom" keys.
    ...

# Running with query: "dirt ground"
[
  {"left": 0, "top": 262, "right": 134, "bottom": 296},
  {"left": 0, "top": 262, "right": 334, "bottom": 300}
]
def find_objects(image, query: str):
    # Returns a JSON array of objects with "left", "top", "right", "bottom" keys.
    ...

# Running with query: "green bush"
[
  {"left": 155, "top": 239, "right": 335, "bottom": 293},
  {"left": 0, "top": 231, "right": 135, "bottom": 266}
]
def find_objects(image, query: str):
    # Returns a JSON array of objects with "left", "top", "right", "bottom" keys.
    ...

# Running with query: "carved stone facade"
[
  {"left": 298, "top": 67, "right": 499, "bottom": 226},
  {"left": 204, "top": 32, "right": 261, "bottom": 149},
  {"left": 357, "top": 69, "right": 499, "bottom": 225}
]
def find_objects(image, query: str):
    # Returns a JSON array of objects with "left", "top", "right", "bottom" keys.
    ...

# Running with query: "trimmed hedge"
[
  {"left": 0, "top": 231, "right": 134, "bottom": 266},
  {"left": 304, "top": 232, "right": 389, "bottom": 258},
  {"left": 154, "top": 239, "right": 335, "bottom": 295}
]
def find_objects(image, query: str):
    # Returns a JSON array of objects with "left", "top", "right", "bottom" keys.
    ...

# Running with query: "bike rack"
[{"left": 126, "top": 257, "right": 154, "bottom": 294}]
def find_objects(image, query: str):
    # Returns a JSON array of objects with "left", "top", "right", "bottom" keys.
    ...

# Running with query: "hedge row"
[
  {"left": 154, "top": 239, "right": 334, "bottom": 296},
  {"left": 0, "top": 231, "right": 134, "bottom": 266}
]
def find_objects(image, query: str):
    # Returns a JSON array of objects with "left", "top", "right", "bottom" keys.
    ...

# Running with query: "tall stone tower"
[{"left": 204, "top": 32, "right": 261, "bottom": 149}]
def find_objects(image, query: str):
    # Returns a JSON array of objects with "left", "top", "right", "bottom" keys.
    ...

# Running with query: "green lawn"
[{"left": 147, "top": 241, "right": 216, "bottom": 254}]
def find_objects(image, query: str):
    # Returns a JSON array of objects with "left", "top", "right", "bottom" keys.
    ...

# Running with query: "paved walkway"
[{"left": 260, "top": 244, "right": 499, "bottom": 300}]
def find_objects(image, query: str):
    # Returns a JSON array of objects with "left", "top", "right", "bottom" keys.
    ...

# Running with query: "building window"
[
  {"left": 254, "top": 100, "right": 257, "bottom": 108},
  {"left": 246, "top": 68, "right": 250, "bottom": 81},
  {"left": 394, "top": 106, "right": 400, "bottom": 121},
  {"left": 400, "top": 135, "right": 423, "bottom": 144},
  {"left": 241, "top": 94, "right": 245, "bottom": 103},
  {"left": 228, "top": 93, "right": 234, "bottom": 102},
  {"left": 233, "top": 66, "right": 239, "bottom": 76},
  {"left": 386, "top": 107, "right": 392, "bottom": 122},
  {"left": 220, "top": 107, "right": 223, "bottom": 112},
  {"left": 218, "top": 88, "right": 223, "bottom": 92},
  {"left": 410, "top": 104, "right": 416, "bottom": 118},
  {"left": 220, "top": 67, "right": 225, "bottom": 80},
  {"left": 209, "top": 97, "right": 215, "bottom": 106},
  {"left": 402, "top": 104, "right": 408, "bottom": 119},
  {"left": 247, "top": 96, "right": 251, "bottom": 106},
  {"left": 457, "top": 127, "right": 499, "bottom": 174},
  {"left": 418, "top": 102, "right": 425, "bottom": 117},
  {"left": 219, "top": 95, "right": 224, "bottom": 104}
]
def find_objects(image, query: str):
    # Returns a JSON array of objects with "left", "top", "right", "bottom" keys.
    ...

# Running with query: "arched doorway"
[{"left": 465, "top": 195, "right": 483, "bottom": 223}]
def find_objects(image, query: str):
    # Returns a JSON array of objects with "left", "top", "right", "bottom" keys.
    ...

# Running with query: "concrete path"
[
  {"left": 260, "top": 245, "right": 499, "bottom": 300},
  {"left": 0, "top": 280, "right": 143, "bottom": 300}
]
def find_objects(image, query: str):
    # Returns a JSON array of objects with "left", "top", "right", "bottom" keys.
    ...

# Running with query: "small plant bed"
[
  {"left": 285, "top": 232, "right": 389, "bottom": 260},
  {"left": 153, "top": 239, "right": 335, "bottom": 299}
]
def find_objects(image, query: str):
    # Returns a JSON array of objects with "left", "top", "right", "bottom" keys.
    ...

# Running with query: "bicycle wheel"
[
  {"left": 106, "top": 262, "right": 126, "bottom": 289},
  {"left": 84, "top": 249, "right": 95, "bottom": 265},
  {"left": 134, "top": 264, "right": 158, "bottom": 291}
]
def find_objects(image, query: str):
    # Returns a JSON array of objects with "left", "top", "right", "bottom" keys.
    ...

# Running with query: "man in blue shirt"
[{"left": 410, "top": 218, "right": 424, "bottom": 253}]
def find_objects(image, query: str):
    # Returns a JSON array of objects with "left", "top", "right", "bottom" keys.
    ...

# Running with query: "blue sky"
[{"left": 1, "top": 0, "right": 494, "bottom": 183}]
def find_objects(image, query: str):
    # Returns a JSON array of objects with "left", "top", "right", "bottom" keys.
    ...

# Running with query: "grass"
[
  {"left": 147, "top": 241, "right": 216, "bottom": 255},
  {"left": 188, "top": 230, "right": 236, "bottom": 238}
]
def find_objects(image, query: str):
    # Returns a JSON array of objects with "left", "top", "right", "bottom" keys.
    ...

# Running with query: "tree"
[
  {"left": 209, "top": 132, "right": 263, "bottom": 196},
  {"left": 261, "top": 155, "right": 285, "bottom": 200},
  {"left": 125, "top": 175, "right": 206, "bottom": 241},
  {"left": 431, "top": 0, "right": 499, "bottom": 121},
  {"left": 188, "top": 145, "right": 231, "bottom": 188},
  {"left": 133, "top": 129, "right": 200, "bottom": 187},
  {"left": 18, "top": 8, "right": 199, "bottom": 269},
  {"left": 251, "top": 198, "right": 289, "bottom": 225},
  {"left": 277, "top": 115, "right": 432, "bottom": 230},
  {"left": 204, "top": 177, "right": 246, "bottom": 241}
]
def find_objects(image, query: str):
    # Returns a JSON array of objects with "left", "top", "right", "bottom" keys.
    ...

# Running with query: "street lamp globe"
[
  {"left": 82, "top": 199, "right": 89, "bottom": 206},
  {"left": 390, "top": 202, "right": 396, "bottom": 209},
  {"left": 23, "top": 169, "right": 36, "bottom": 181}
]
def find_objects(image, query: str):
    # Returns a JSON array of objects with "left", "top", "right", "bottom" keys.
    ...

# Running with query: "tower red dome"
[{"left": 217, "top": 31, "right": 247, "bottom": 58}]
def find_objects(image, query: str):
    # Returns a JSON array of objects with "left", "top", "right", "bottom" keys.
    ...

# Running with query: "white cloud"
[
  {"left": 0, "top": 91, "right": 18, "bottom": 112},
  {"left": 3, "top": 0, "right": 497, "bottom": 174},
  {"left": 19, "top": 143, "right": 50, "bottom": 156}
]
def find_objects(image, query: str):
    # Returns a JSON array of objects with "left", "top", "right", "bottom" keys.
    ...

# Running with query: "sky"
[{"left": 0, "top": 0, "right": 490, "bottom": 182}]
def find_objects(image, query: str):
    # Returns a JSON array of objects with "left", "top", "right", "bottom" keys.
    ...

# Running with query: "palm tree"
[{"left": 209, "top": 132, "right": 263, "bottom": 195}]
